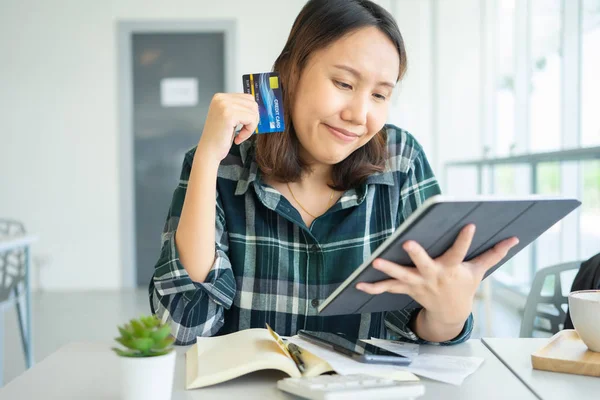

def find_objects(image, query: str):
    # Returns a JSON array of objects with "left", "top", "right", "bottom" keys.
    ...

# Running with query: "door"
[{"left": 131, "top": 32, "right": 225, "bottom": 287}]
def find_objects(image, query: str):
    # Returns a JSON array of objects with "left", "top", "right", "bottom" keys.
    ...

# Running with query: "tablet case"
[{"left": 318, "top": 196, "right": 581, "bottom": 316}]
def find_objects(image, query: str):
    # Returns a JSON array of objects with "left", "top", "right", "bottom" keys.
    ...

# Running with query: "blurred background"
[{"left": 0, "top": 0, "right": 599, "bottom": 386}]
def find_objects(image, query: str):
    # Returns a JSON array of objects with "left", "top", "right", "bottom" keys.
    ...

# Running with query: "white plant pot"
[{"left": 119, "top": 351, "right": 176, "bottom": 400}]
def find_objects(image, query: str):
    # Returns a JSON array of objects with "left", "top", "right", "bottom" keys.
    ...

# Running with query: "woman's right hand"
[{"left": 197, "top": 93, "right": 260, "bottom": 163}]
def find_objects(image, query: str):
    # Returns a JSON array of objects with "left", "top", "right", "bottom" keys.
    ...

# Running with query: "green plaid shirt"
[{"left": 149, "top": 125, "right": 473, "bottom": 345}]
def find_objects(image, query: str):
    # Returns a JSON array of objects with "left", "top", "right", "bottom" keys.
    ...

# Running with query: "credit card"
[{"left": 242, "top": 72, "right": 285, "bottom": 134}]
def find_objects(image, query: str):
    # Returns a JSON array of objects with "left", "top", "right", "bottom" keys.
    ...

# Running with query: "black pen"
[{"left": 287, "top": 343, "right": 306, "bottom": 373}]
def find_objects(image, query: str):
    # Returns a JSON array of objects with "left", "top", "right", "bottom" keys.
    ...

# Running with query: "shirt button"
[
  {"left": 310, "top": 244, "right": 319, "bottom": 253},
  {"left": 311, "top": 299, "right": 319, "bottom": 308}
]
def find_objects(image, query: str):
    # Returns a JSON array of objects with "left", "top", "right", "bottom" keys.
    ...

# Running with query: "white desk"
[
  {"left": 482, "top": 337, "right": 600, "bottom": 400},
  {"left": 0, "top": 339, "right": 537, "bottom": 400}
]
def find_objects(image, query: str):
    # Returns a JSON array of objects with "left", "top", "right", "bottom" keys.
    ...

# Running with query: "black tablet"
[{"left": 317, "top": 195, "right": 581, "bottom": 316}]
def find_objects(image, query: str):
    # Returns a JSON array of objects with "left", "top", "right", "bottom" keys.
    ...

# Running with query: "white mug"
[{"left": 568, "top": 290, "right": 600, "bottom": 352}]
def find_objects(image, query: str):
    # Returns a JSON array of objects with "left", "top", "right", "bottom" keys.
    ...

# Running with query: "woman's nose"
[{"left": 340, "top": 95, "right": 368, "bottom": 126}]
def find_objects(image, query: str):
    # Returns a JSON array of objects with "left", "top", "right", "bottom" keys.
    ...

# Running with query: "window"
[
  {"left": 581, "top": 0, "right": 600, "bottom": 262},
  {"left": 580, "top": 160, "right": 600, "bottom": 259},
  {"left": 582, "top": 0, "right": 600, "bottom": 147},
  {"left": 446, "top": 0, "right": 600, "bottom": 294},
  {"left": 495, "top": 0, "right": 516, "bottom": 156},
  {"left": 534, "top": 163, "right": 562, "bottom": 273},
  {"left": 530, "top": 0, "right": 562, "bottom": 152}
]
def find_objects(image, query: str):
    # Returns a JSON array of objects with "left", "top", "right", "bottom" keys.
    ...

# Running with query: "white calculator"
[{"left": 277, "top": 374, "right": 425, "bottom": 400}]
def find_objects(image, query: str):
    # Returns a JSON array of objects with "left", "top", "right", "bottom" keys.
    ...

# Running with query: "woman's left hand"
[{"left": 356, "top": 224, "right": 519, "bottom": 330}]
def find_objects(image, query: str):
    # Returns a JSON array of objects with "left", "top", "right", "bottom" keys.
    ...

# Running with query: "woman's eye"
[
  {"left": 373, "top": 93, "right": 387, "bottom": 101},
  {"left": 334, "top": 80, "right": 352, "bottom": 90}
]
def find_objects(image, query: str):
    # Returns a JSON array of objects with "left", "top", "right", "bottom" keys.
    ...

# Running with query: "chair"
[
  {"left": 0, "top": 219, "right": 34, "bottom": 385},
  {"left": 520, "top": 261, "right": 581, "bottom": 338}
]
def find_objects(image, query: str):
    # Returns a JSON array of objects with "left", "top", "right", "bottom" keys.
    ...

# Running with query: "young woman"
[{"left": 149, "top": 0, "right": 518, "bottom": 345}]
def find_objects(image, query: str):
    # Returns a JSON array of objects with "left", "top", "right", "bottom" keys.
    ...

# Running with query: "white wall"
[
  {"left": 1, "top": 0, "right": 452, "bottom": 290},
  {"left": 0, "top": 0, "right": 305, "bottom": 291},
  {"left": 387, "top": 0, "right": 485, "bottom": 188},
  {"left": 388, "top": 0, "right": 436, "bottom": 156},
  {"left": 433, "top": 0, "right": 484, "bottom": 188}
]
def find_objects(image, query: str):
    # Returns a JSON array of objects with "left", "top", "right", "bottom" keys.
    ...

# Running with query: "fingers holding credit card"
[
  {"left": 242, "top": 72, "right": 285, "bottom": 134},
  {"left": 197, "top": 93, "right": 260, "bottom": 163},
  {"left": 196, "top": 72, "right": 284, "bottom": 164}
]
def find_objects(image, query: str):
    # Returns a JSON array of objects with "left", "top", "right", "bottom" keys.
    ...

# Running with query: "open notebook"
[
  {"left": 185, "top": 327, "right": 333, "bottom": 389},
  {"left": 185, "top": 325, "right": 418, "bottom": 389}
]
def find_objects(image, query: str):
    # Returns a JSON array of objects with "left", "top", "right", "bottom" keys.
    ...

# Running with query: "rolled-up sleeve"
[
  {"left": 149, "top": 150, "right": 235, "bottom": 345},
  {"left": 385, "top": 308, "right": 474, "bottom": 345}
]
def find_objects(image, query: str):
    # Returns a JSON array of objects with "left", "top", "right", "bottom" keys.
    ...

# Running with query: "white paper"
[
  {"left": 286, "top": 337, "right": 419, "bottom": 381},
  {"left": 160, "top": 78, "right": 198, "bottom": 107},
  {"left": 287, "top": 336, "right": 484, "bottom": 386},
  {"left": 363, "top": 338, "right": 420, "bottom": 359},
  {"left": 405, "top": 354, "right": 485, "bottom": 386}
]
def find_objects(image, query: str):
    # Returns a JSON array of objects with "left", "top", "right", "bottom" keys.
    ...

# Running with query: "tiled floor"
[{"left": 1, "top": 289, "right": 523, "bottom": 386}]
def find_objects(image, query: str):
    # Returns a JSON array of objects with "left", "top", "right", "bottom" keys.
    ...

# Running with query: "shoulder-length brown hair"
[{"left": 255, "top": 0, "right": 407, "bottom": 191}]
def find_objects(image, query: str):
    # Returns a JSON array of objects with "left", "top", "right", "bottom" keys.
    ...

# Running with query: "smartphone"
[{"left": 297, "top": 330, "right": 411, "bottom": 365}]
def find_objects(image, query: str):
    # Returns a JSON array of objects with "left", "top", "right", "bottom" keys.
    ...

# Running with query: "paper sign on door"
[{"left": 160, "top": 78, "right": 198, "bottom": 107}]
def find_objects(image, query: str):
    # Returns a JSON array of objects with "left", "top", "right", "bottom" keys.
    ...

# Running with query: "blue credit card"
[{"left": 242, "top": 72, "right": 285, "bottom": 134}]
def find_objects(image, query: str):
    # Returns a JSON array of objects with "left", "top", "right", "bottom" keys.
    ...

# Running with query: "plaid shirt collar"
[{"left": 234, "top": 138, "right": 396, "bottom": 206}]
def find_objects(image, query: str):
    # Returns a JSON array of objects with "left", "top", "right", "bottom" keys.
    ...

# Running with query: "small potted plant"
[{"left": 112, "top": 315, "right": 176, "bottom": 400}]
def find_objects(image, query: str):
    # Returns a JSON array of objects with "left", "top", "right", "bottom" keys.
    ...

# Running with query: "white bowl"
[{"left": 568, "top": 290, "right": 600, "bottom": 352}]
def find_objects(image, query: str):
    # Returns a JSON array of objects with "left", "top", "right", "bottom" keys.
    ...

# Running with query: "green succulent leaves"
[{"left": 112, "top": 315, "right": 175, "bottom": 358}]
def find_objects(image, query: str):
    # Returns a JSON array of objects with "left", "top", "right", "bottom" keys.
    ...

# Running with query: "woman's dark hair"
[{"left": 255, "top": 0, "right": 407, "bottom": 191}]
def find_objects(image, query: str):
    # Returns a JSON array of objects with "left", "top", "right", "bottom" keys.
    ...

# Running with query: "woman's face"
[{"left": 291, "top": 26, "right": 400, "bottom": 166}]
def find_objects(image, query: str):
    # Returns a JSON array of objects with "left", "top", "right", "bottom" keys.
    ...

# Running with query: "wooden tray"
[{"left": 531, "top": 329, "right": 600, "bottom": 377}]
